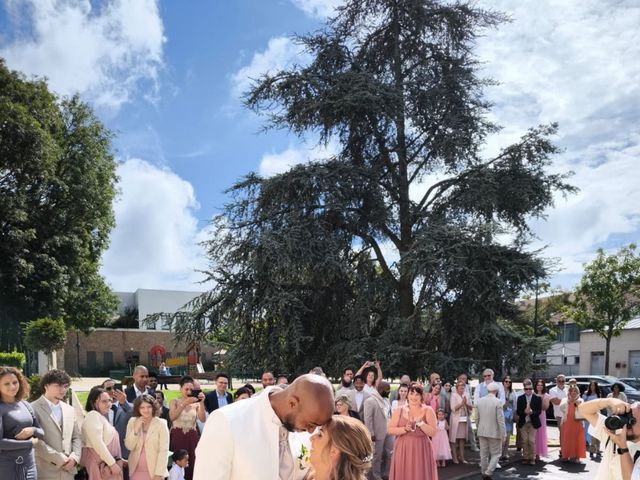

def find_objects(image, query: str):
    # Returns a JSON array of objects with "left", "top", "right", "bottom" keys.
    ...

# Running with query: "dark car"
[{"left": 543, "top": 375, "right": 640, "bottom": 423}]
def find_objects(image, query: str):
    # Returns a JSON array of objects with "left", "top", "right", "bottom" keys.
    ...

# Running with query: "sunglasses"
[
  {"left": 105, "top": 386, "right": 114, "bottom": 391},
  {"left": 504, "top": 380, "right": 512, "bottom": 383},
  {"left": 524, "top": 387, "right": 533, "bottom": 391}
]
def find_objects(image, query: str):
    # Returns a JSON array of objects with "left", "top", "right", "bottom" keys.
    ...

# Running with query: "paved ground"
[{"left": 439, "top": 447, "right": 601, "bottom": 480}]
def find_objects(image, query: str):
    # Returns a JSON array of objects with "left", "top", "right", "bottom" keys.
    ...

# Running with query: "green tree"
[
  {"left": 172, "top": 0, "right": 575, "bottom": 376},
  {"left": 0, "top": 59, "right": 119, "bottom": 349},
  {"left": 23, "top": 317, "right": 67, "bottom": 370},
  {"left": 568, "top": 245, "right": 640, "bottom": 375}
]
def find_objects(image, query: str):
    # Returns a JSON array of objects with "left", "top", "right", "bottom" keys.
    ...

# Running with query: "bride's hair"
[{"left": 326, "top": 415, "right": 373, "bottom": 480}]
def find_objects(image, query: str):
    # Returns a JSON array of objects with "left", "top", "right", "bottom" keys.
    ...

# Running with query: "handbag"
[
  {"left": 459, "top": 416, "right": 468, "bottom": 423},
  {"left": 74, "top": 468, "right": 89, "bottom": 480}
]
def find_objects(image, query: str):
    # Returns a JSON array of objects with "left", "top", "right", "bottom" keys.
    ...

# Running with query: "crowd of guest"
[{"left": 2, "top": 361, "right": 637, "bottom": 480}]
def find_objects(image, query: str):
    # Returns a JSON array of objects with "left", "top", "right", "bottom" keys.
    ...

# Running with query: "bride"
[{"left": 305, "top": 415, "right": 373, "bottom": 480}]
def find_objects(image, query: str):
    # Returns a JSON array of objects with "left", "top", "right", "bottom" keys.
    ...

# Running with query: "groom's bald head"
[{"left": 270, "top": 373, "right": 334, "bottom": 433}]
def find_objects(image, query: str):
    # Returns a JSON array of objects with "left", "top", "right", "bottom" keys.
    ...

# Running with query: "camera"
[
  {"left": 188, "top": 389, "right": 202, "bottom": 398},
  {"left": 604, "top": 412, "right": 637, "bottom": 430}
]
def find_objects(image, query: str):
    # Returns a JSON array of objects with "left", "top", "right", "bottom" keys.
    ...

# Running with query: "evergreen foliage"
[{"left": 171, "top": 0, "right": 575, "bottom": 377}]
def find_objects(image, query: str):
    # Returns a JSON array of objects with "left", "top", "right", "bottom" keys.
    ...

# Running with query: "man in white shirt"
[
  {"left": 549, "top": 374, "right": 568, "bottom": 452},
  {"left": 194, "top": 374, "right": 334, "bottom": 480},
  {"left": 32, "top": 369, "right": 82, "bottom": 480},
  {"left": 348, "top": 375, "right": 370, "bottom": 419},
  {"left": 579, "top": 397, "right": 640, "bottom": 480}
]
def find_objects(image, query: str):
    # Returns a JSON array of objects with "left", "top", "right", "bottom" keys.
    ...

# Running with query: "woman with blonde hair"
[
  {"left": 124, "top": 394, "right": 170, "bottom": 480},
  {"left": 306, "top": 415, "right": 373, "bottom": 480},
  {"left": 559, "top": 385, "right": 586, "bottom": 463}
]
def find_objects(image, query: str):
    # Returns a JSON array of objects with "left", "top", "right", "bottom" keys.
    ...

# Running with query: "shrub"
[
  {"left": 0, "top": 351, "right": 26, "bottom": 368},
  {"left": 27, "top": 374, "right": 42, "bottom": 401}
]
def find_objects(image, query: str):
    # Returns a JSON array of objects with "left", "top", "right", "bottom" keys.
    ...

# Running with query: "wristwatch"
[
  {"left": 617, "top": 447, "right": 629, "bottom": 454},
  {"left": 416, "top": 421, "right": 425, "bottom": 428}
]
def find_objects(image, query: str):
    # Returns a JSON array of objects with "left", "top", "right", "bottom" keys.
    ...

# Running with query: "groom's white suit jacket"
[{"left": 194, "top": 386, "right": 307, "bottom": 480}]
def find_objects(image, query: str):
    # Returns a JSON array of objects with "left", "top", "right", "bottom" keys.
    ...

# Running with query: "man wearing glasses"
[
  {"left": 474, "top": 369, "right": 506, "bottom": 407},
  {"left": 550, "top": 374, "right": 568, "bottom": 453},
  {"left": 516, "top": 379, "right": 542, "bottom": 465},
  {"left": 32, "top": 369, "right": 82, "bottom": 480}
]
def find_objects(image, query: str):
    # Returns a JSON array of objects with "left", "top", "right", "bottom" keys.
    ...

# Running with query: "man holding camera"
[{"left": 579, "top": 397, "right": 640, "bottom": 480}]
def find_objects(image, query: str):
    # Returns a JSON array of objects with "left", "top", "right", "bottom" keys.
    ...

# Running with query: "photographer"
[
  {"left": 578, "top": 398, "right": 640, "bottom": 480},
  {"left": 605, "top": 425, "right": 639, "bottom": 480}
]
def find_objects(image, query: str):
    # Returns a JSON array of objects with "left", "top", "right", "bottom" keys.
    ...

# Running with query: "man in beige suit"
[
  {"left": 476, "top": 382, "right": 505, "bottom": 479},
  {"left": 32, "top": 369, "right": 82, "bottom": 480},
  {"left": 363, "top": 381, "right": 394, "bottom": 480}
]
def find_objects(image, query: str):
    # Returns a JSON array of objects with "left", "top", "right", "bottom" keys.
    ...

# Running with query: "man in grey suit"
[
  {"left": 32, "top": 369, "right": 82, "bottom": 480},
  {"left": 476, "top": 382, "right": 506, "bottom": 479},
  {"left": 363, "top": 381, "right": 394, "bottom": 480}
]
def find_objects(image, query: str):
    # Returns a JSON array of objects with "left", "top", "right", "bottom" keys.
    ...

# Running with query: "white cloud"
[
  {"left": 100, "top": 159, "right": 210, "bottom": 291},
  {"left": 290, "top": 0, "right": 344, "bottom": 18},
  {"left": 471, "top": 0, "right": 640, "bottom": 288},
  {"left": 231, "top": 36, "right": 310, "bottom": 99},
  {"left": 0, "top": 0, "right": 165, "bottom": 109},
  {"left": 259, "top": 140, "right": 339, "bottom": 177}
]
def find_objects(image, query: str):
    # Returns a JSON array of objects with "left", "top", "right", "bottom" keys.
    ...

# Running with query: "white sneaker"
[{"left": 496, "top": 463, "right": 502, "bottom": 469}]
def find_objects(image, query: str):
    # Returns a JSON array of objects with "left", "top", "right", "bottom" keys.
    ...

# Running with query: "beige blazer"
[
  {"left": 81, "top": 410, "right": 117, "bottom": 466},
  {"left": 32, "top": 396, "right": 82, "bottom": 480},
  {"left": 476, "top": 394, "right": 505, "bottom": 440},
  {"left": 124, "top": 417, "right": 169, "bottom": 478}
]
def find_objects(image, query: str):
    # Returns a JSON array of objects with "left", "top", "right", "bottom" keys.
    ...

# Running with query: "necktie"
[
  {"left": 111, "top": 405, "right": 118, "bottom": 425},
  {"left": 279, "top": 426, "right": 295, "bottom": 480}
]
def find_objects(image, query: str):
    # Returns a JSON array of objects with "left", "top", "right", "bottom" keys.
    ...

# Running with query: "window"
[
  {"left": 556, "top": 323, "right": 581, "bottom": 343},
  {"left": 103, "top": 351, "right": 113, "bottom": 367},
  {"left": 161, "top": 313, "right": 172, "bottom": 331},
  {"left": 146, "top": 315, "right": 157, "bottom": 330},
  {"left": 574, "top": 356, "right": 580, "bottom": 365}
]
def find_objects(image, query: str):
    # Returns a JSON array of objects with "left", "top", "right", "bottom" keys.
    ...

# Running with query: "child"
[
  {"left": 432, "top": 408, "right": 453, "bottom": 467},
  {"left": 169, "top": 449, "right": 189, "bottom": 480}
]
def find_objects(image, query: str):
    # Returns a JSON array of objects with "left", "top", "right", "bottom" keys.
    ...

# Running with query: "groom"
[{"left": 194, "top": 373, "right": 334, "bottom": 480}]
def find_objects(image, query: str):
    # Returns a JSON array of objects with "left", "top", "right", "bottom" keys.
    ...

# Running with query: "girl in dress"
[
  {"left": 534, "top": 378, "right": 550, "bottom": 460},
  {"left": 432, "top": 409, "right": 452, "bottom": 467},
  {"left": 388, "top": 383, "right": 438, "bottom": 480},
  {"left": 169, "top": 376, "right": 206, "bottom": 480},
  {"left": 0, "top": 366, "right": 44, "bottom": 480}
]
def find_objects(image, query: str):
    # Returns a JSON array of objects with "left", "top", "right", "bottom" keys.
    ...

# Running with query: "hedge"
[{"left": 0, "top": 351, "right": 26, "bottom": 369}]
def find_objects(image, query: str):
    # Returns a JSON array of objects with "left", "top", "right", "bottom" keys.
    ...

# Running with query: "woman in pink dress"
[
  {"left": 423, "top": 382, "right": 441, "bottom": 412},
  {"left": 533, "top": 378, "right": 550, "bottom": 460},
  {"left": 388, "top": 383, "right": 438, "bottom": 479},
  {"left": 125, "top": 394, "right": 170, "bottom": 480},
  {"left": 80, "top": 387, "right": 124, "bottom": 480}
]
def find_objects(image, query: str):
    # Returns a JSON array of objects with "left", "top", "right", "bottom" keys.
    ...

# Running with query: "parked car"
[
  {"left": 544, "top": 375, "right": 640, "bottom": 423},
  {"left": 619, "top": 377, "right": 640, "bottom": 390}
]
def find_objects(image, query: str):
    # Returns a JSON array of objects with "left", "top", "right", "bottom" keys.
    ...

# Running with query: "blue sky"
[{"left": 1, "top": 0, "right": 639, "bottom": 293}]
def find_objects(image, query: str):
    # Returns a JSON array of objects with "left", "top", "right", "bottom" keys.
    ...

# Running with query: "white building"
[
  {"left": 115, "top": 288, "right": 203, "bottom": 330},
  {"left": 579, "top": 317, "right": 640, "bottom": 377}
]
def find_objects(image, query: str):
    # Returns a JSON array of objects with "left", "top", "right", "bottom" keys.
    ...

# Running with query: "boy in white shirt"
[{"left": 169, "top": 449, "right": 189, "bottom": 480}]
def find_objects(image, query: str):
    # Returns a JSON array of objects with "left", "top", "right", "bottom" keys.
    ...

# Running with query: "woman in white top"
[
  {"left": 125, "top": 394, "right": 169, "bottom": 480},
  {"left": 391, "top": 384, "right": 409, "bottom": 412},
  {"left": 355, "top": 361, "right": 382, "bottom": 394},
  {"left": 80, "top": 386, "right": 124, "bottom": 479}
]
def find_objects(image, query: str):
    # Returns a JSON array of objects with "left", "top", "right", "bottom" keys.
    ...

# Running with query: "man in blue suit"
[{"left": 125, "top": 365, "right": 150, "bottom": 403}]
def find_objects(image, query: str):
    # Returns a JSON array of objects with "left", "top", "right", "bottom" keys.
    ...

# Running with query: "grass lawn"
[{"left": 75, "top": 389, "right": 183, "bottom": 409}]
